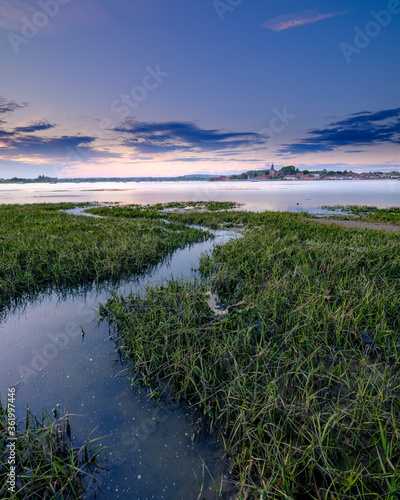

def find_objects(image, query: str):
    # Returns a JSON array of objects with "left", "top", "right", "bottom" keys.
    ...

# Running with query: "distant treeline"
[{"left": 0, "top": 174, "right": 213, "bottom": 183}]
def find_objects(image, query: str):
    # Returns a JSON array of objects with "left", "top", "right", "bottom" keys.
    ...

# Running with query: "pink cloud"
[{"left": 263, "top": 10, "right": 347, "bottom": 32}]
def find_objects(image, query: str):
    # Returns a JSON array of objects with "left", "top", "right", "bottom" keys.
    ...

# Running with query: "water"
[
  {"left": 1, "top": 180, "right": 400, "bottom": 211},
  {"left": 0, "top": 227, "right": 240, "bottom": 500}
]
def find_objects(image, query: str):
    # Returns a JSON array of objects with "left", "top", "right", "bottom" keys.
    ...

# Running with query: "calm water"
[
  {"left": 1, "top": 180, "right": 400, "bottom": 211},
  {"left": 0, "top": 227, "right": 240, "bottom": 500}
]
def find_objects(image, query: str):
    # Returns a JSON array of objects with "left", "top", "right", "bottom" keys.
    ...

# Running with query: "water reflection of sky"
[
  {"left": 0, "top": 230, "right": 240, "bottom": 500},
  {"left": 1, "top": 180, "right": 399, "bottom": 212}
]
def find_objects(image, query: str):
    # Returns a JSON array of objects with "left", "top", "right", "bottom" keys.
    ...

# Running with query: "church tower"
[{"left": 270, "top": 163, "right": 275, "bottom": 177}]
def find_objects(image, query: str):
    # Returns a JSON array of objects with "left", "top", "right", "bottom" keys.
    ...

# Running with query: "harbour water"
[{"left": 1, "top": 180, "right": 399, "bottom": 212}]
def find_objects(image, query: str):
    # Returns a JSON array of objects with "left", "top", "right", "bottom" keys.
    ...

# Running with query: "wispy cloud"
[
  {"left": 114, "top": 120, "right": 265, "bottom": 154},
  {"left": 0, "top": 129, "right": 15, "bottom": 137},
  {"left": 263, "top": 10, "right": 347, "bottom": 32},
  {"left": 0, "top": 97, "right": 122, "bottom": 163},
  {"left": 1, "top": 134, "right": 95, "bottom": 159},
  {"left": 0, "top": 131, "right": 124, "bottom": 162},
  {"left": 280, "top": 108, "right": 400, "bottom": 155},
  {"left": 0, "top": 96, "right": 28, "bottom": 115},
  {"left": 14, "top": 121, "right": 56, "bottom": 133}
]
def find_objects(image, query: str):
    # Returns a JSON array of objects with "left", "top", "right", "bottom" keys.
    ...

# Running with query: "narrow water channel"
[{"left": 0, "top": 222, "right": 240, "bottom": 499}]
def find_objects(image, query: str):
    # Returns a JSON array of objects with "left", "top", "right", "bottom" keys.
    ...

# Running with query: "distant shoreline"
[{"left": 1, "top": 178, "right": 399, "bottom": 185}]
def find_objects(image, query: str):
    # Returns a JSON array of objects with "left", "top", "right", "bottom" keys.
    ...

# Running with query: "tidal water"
[
  {"left": 1, "top": 179, "right": 399, "bottom": 211},
  {"left": 0, "top": 227, "right": 240, "bottom": 500}
]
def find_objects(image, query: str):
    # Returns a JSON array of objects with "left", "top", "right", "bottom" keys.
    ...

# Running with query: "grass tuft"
[{"left": 0, "top": 400, "right": 105, "bottom": 499}]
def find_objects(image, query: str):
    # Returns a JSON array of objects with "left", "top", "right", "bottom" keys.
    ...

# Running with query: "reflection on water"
[
  {"left": 0, "top": 229, "right": 240, "bottom": 500},
  {"left": 0, "top": 180, "right": 399, "bottom": 211},
  {"left": 0, "top": 236, "right": 210, "bottom": 321}
]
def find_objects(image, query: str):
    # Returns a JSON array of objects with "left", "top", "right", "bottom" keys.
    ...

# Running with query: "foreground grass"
[
  {"left": 99, "top": 209, "right": 400, "bottom": 499},
  {"left": 0, "top": 401, "right": 103, "bottom": 499},
  {"left": 0, "top": 203, "right": 210, "bottom": 311}
]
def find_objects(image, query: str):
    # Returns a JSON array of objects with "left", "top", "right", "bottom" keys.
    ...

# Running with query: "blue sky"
[{"left": 0, "top": 0, "right": 399, "bottom": 178}]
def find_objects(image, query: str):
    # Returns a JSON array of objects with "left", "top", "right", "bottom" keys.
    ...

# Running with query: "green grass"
[
  {"left": 85, "top": 200, "right": 240, "bottom": 219},
  {"left": 99, "top": 208, "right": 400, "bottom": 499},
  {"left": 2, "top": 202, "right": 400, "bottom": 499},
  {"left": 0, "top": 203, "right": 211, "bottom": 312},
  {"left": 86, "top": 203, "right": 307, "bottom": 229},
  {"left": 0, "top": 400, "right": 104, "bottom": 499},
  {"left": 321, "top": 205, "right": 400, "bottom": 225}
]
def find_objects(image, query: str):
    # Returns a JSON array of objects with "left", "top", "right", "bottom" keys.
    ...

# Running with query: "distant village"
[
  {"left": 1, "top": 166, "right": 399, "bottom": 184},
  {"left": 210, "top": 164, "right": 400, "bottom": 182}
]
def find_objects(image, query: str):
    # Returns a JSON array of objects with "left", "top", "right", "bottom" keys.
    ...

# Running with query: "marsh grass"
[
  {"left": 2, "top": 202, "right": 400, "bottom": 499},
  {"left": 321, "top": 205, "right": 400, "bottom": 225},
  {"left": 85, "top": 201, "right": 240, "bottom": 219},
  {"left": 99, "top": 209, "right": 400, "bottom": 499},
  {"left": 0, "top": 203, "right": 211, "bottom": 312},
  {"left": 0, "top": 401, "right": 104, "bottom": 499}
]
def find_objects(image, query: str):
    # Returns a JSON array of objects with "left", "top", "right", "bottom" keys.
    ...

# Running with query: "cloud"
[
  {"left": 280, "top": 107, "right": 400, "bottom": 155},
  {"left": 0, "top": 130, "right": 15, "bottom": 138},
  {"left": 114, "top": 120, "right": 264, "bottom": 154},
  {"left": 0, "top": 134, "right": 95, "bottom": 159},
  {"left": 14, "top": 120, "right": 56, "bottom": 133},
  {"left": 0, "top": 132, "right": 121, "bottom": 164},
  {"left": 0, "top": 96, "right": 28, "bottom": 115},
  {"left": 334, "top": 108, "right": 400, "bottom": 127},
  {"left": 263, "top": 10, "right": 347, "bottom": 32},
  {"left": 0, "top": 96, "right": 122, "bottom": 164}
]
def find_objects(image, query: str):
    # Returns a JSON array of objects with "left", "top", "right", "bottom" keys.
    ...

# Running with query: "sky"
[{"left": 0, "top": 0, "right": 399, "bottom": 178}]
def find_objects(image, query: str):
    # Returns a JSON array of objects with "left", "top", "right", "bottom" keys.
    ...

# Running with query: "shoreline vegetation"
[
  {"left": 0, "top": 402, "right": 104, "bottom": 499},
  {"left": 321, "top": 205, "right": 400, "bottom": 224},
  {"left": 1, "top": 202, "right": 400, "bottom": 499}
]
